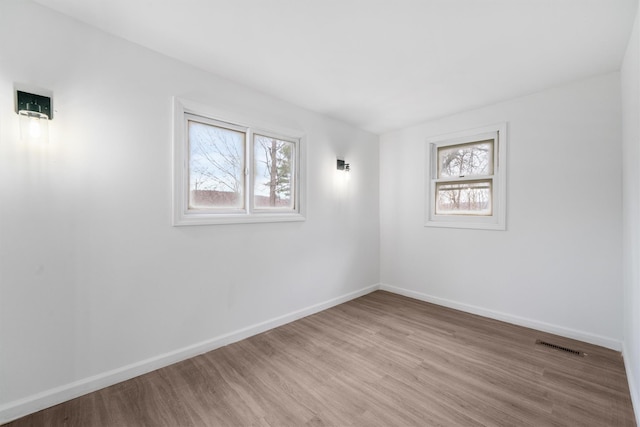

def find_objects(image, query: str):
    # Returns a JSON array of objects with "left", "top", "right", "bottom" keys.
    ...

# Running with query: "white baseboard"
[
  {"left": 0, "top": 284, "right": 380, "bottom": 424},
  {"left": 379, "top": 283, "right": 622, "bottom": 351},
  {"left": 622, "top": 343, "right": 640, "bottom": 425}
]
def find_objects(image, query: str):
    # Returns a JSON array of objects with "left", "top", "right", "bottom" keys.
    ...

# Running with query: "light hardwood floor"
[{"left": 5, "top": 291, "right": 636, "bottom": 426}]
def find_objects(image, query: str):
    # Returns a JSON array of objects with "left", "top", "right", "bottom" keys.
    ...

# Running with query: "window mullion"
[{"left": 246, "top": 129, "right": 254, "bottom": 215}]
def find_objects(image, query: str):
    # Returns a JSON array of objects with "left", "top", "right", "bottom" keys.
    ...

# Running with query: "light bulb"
[
  {"left": 18, "top": 110, "right": 49, "bottom": 143},
  {"left": 29, "top": 116, "right": 41, "bottom": 138}
]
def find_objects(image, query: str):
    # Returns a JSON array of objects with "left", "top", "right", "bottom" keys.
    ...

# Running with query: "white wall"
[
  {"left": 380, "top": 73, "right": 623, "bottom": 349},
  {"left": 622, "top": 5, "right": 640, "bottom": 423},
  {"left": 0, "top": 0, "right": 635, "bottom": 423},
  {"left": 0, "top": 0, "right": 379, "bottom": 421}
]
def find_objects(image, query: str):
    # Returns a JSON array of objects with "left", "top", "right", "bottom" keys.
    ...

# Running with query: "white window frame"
[
  {"left": 172, "top": 97, "right": 306, "bottom": 226},
  {"left": 425, "top": 123, "right": 507, "bottom": 230}
]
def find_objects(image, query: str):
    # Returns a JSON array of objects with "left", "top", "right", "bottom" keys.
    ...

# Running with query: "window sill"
[
  {"left": 424, "top": 217, "right": 505, "bottom": 231},
  {"left": 173, "top": 212, "right": 306, "bottom": 226}
]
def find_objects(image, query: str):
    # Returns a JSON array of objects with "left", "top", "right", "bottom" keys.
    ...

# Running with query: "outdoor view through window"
[
  {"left": 188, "top": 119, "right": 246, "bottom": 210},
  {"left": 187, "top": 117, "right": 295, "bottom": 212},
  {"left": 435, "top": 139, "right": 493, "bottom": 215},
  {"left": 253, "top": 134, "right": 295, "bottom": 209}
]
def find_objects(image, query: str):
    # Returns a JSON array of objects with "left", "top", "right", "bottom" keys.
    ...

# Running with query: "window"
[
  {"left": 173, "top": 98, "right": 305, "bottom": 225},
  {"left": 426, "top": 123, "right": 507, "bottom": 230},
  {"left": 253, "top": 134, "right": 296, "bottom": 210}
]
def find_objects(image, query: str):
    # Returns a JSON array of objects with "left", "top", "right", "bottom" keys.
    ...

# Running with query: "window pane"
[
  {"left": 188, "top": 120, "right": 245, "bottom": 209},
  {"left": 435, "top": 180, "right": 492, "bottom": 215},
  {"left": 438, "top": 140, "right": 493, "bottom": 178},
  {"left": 253, "top": 135, "right": 295, "bottom": 209}
]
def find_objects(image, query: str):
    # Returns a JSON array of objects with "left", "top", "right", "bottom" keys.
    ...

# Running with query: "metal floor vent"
[{"left": 535, "top": 339, "right": 586, "bottom": 357}]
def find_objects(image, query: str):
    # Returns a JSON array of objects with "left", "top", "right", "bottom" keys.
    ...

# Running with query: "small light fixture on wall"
[
  {"left": 15, "top": 90, "right": 52, "bottom": 143},
  {"left": 337, "top": 158, "right": 350, "bottom": 172}
]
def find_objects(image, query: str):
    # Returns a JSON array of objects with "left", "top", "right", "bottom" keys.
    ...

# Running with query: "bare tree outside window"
[
  {"left": 254, "top": 135, "right": 294, "bottom": 209},
  {"left": 438, "top": 140, "right": 492, "bottom": 177},
  {"left": 436, "top": 140, "right": 493, "bottom": 215},
  {"left": 188, "top": 120, "right": 245, "bottom": 209},
  {"left": 187, "top": 119, "right": 297, "bottom": 212},
  {"left": 436, "top": 181, "right": 492, "bottom": 215}
]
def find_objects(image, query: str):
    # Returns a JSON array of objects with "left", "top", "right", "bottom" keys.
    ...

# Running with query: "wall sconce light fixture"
[
  {"left": 15, "top": 90, "right": 52, "bottom": 143},
  {"left": 337, "top": 158, "right": 350, "bottom": 172}
]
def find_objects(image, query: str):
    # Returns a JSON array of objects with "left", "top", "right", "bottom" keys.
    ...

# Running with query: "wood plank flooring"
[{"left": 5, "top": 291, "right": 636, "bottom": 426}]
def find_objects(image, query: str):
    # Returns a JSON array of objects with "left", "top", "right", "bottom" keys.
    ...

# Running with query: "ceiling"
[{"left": 34, "top": 0, "right": 638, "bottom": 134}]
